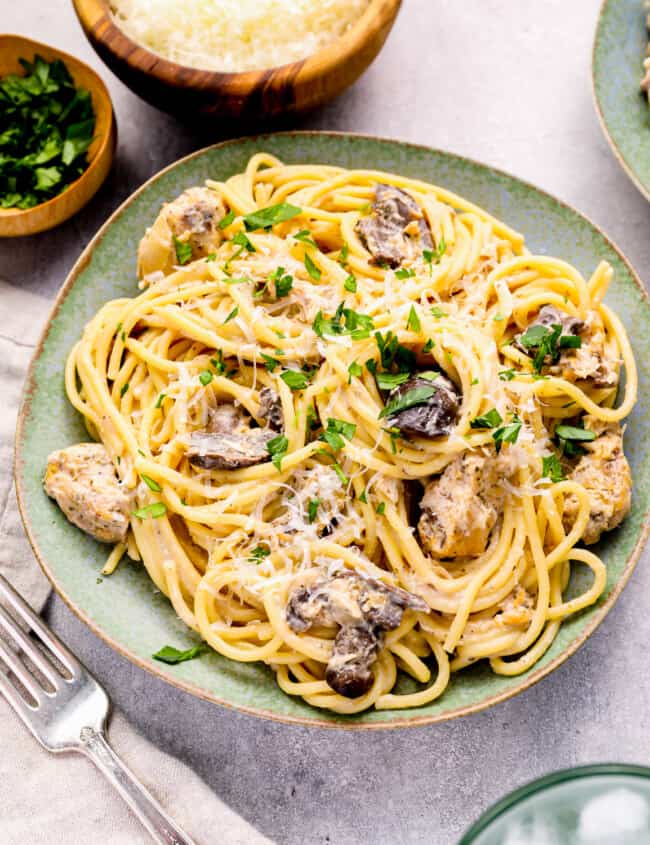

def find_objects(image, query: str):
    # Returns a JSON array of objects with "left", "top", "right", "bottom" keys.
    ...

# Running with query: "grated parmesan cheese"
[{"left": 110, "top": 0, "right": 371, "bottom": 72}]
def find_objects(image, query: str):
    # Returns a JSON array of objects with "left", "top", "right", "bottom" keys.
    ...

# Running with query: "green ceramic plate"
[
  {"left": 593, "top": 0, "right": 650, "bottom": 200},
  {"left": 15, "top": 133, "right": 650, "bottom": 729}
]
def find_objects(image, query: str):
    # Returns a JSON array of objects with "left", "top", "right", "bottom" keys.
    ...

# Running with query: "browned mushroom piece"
[
  {"left": 286, "top": 570, "right": 428, "bottom": 698},
  {"left": 258, "top": 387, "right": 284, "bottom": 432},
  {"left": 385, "top": 373, "right": 461, "bottom": 438},
  {"left": 355, "top": 183, "right": 433, "bottom": 268},
  {"left": 187, "top": 399, "right": 276, "bottom": 470}
]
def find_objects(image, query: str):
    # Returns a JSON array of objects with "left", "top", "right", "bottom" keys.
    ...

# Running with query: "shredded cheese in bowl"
[{"left": 110, "top": 0, "right": 372, "bottom": 72}]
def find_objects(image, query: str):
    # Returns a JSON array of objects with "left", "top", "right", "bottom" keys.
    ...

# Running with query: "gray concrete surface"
[{"left": 4, "top": 1, "right": 650, "bottom": 843}]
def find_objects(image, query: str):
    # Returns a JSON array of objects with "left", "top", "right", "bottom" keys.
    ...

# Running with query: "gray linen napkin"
[{"left": 0, "top": 280, "right": 270, "bottom": 845}]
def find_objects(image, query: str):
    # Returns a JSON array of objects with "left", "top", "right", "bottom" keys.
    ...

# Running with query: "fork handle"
[{"left": 79, "top": 727, "right": 197, "bottom": 845}]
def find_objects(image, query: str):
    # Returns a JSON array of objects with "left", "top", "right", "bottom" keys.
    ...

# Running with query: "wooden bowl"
[
  {"left": 0, "top": 35, "right": 116, "bottom": 238},
  {"left": 71, "top": 0, "right": 402, "bottom": 120}
]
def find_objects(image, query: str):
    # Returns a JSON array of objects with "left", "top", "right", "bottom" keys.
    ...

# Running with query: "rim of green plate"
[
  {"left": 592, "top": 0, "right": 650, "bottom": 202},
  {"left": 459, "top": 763, "right": 650, "bottom": 842},
  {"left": 13, "top": 131, "right": 650, "bottom": 730}
]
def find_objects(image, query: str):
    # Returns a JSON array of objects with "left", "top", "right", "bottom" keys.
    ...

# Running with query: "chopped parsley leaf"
[
  {"left": 430, "top": 306, "right": 447, "bottom": 319},
  {"left": 312, "top": 303, "right": 374, "bottom": 340},
  {"left": 218, "top": 210, "right": 235, "bottom": 229},
  {"left": 172, "top": 236, "right": 192, "bottom": 266},
  {"left": 395, "top": 267, "right": 415, "bottom": 280},
  {"left": 423, "top": 338, "right": 435, "bottom": 353},
  {"left": 406, "top": 305, "right": 421, "bottom": 332},
  {"left": 542, "top": 454, "right": 565, "bottom": 483},
  {"left": 132, "top": 502, "right": 167, "bottom": 520},
  {"left": 379, "top": 385, "right": 436, "bottom": 420},
  {"left": 155, "top": 392, "right": 166, "bottom": 408},
  {"left": 270, "top": 266, "right": 293, "bottom": 297},
  {"left": 348, "top": 361, "right": 362, "bottom": 382},
  {"left": 249, "top": 544, "right": 271, "bottom": 562},
  {"left": 199, "top": 370, "right": 213, "bottom": 386},
  {"left": 555, "top": 424, "right": 596, "bottom": 457},
  {"left": 359, "top": 489, "right": 368, "bottom": 504},
  {"left": 492, "top": 416, "right": 522, "bottom": 453},
  {"left": 152, "top": 643, "right": 208, "bottom": 665},
  {"left": 376, "top": 371, "right": 410, "bottom": 390},
  {"left": 307, "top": 498, "right": 320, "bottom": 524},
  {"left": 499, "top": 369, "right": 516, "bottom": 381},
  {"left": 261, "top": 354, "right": 281, "bottom": 372},
  {"left": 294, "top": 229, "right": 318, "bottom": 248},
  {"left": 223, "top": 306, "right": 238, "bottom": 324},
  {"left": 376, "top": 502, "right": 386, "bottom": 515},
  {"left": 120, "top": 382, "right": 129, "bottom": 398},
  {"left": 470, "top": 408, "right": 503, "bottom": 429},
  {"left": 422, "top": 237, "right": 447, "bottom": 274},
  {"left": 304, "top": 252, "right": 321, "bottom": 281},
  {"left": 141, "top": 474, "right": 161, "bottom": 492},
  {"left": 319, "top": 417, "right": 356, "bottom": 451},
  {"left": 344, "top": 274, "right": 357, "bottom": 293},
  {"left": 243, "top": 202, "right": 301, "bottom": 231},
  {"left": 281, "top": 370, "right": 310, "bottom": 391},
  {"left": 267, "top": 434, "right": 289, "bottom": 471}
]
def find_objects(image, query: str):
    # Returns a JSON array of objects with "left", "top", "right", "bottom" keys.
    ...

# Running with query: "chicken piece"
[
  {"left": 286, "top": 570, "right": 427, "bottom": 698},
  {"left": 356, "top": 184, "right": 433, "bottom": 268},
  {"left": 418, "top": 451, "right": 511, "bottom": 558},
  {"left": 385, "top": 373, "right": 461, "bottom": 438},
  {"left": 563, "top": 417, "right": 631, "bottom": 544},
  {"left": 516, "top": 306, "right": 618, "bottom": 389},
  {"left": 258, "top": 387, "right": 283, "bottom": 432},
  {"left": 495, "top": 586, "right": 534, "bottom": 628},
  {"left": 137, "top": 187, "right": 226, "bottom": 279},
  {"left": 44, "top": 443, "right": 130, "bottom": 544}
]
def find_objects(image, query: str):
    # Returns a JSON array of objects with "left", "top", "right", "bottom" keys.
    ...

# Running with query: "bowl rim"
[
  {"left": 0, "top": 33, "right": 115, "bottom": 221},
  {"left": 73, "top": 0, "right": 402, "bottom": 89},
  {"left": 14, "top": 130, "right": 650, "bottom": 731},
  {"left": 458, "top": 763, "right": 650, "bottom": 843},
  {"left": 591, "top": 0, "right": 650, "bottom": 203}
]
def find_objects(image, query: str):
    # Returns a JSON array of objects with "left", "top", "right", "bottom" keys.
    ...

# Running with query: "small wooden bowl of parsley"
[{"left": 0, "top": 35, "right": 116, "bottom": 237}]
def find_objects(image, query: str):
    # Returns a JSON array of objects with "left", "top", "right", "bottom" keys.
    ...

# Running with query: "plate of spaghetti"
[{"left": 16, "top": 133, "right": 650, "bottom": 727}]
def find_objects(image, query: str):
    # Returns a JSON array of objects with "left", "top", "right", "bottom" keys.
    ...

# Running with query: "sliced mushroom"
[
  {"left": 258, "top": 387, "right": 284, "bottom": 432},
  {"left": 386, "top": 373, "right": 460, "bottom": 438},
  {"left": 187, "top": 429, "right": 274, "bottom": 470},
  {"left": 44, "top": 443, "right": 130, "bottom": 544},
  {"left": 356, "top": 184, "right": 433, "bottom": 268},
  {"left": 137, "top": 187, "right": 226, "bottom": 279},
  {"left": 286, "top": 570, "right": 427, "bottom": 698}
]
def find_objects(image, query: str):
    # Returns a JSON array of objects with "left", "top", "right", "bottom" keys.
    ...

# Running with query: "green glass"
[{"left": 460, "top": 765, "right": 650, "bottom": 844}]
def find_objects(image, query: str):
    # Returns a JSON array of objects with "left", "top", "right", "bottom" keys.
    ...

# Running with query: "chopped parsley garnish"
[
  {"left": 261, "top": 353, "right": 281, "bottom": 372},
  {"left": 379, "top": 385, "right": 437, "bottom": 419},
  {"left": 374, "top": 331, "right": 416, "bottom": 372},
  {"left": 313, "top": 303, "right": 374, "bottom": 340},
  {"left": 132, "top": 502, "right": 167, "bottom": 520},
  {"left": 376, "top": 371, "right": 411, "bottom": 390},
  {"left": 152, "top": 643, "right": 208, "bottom": 665},
  {"left": 249, "top": 544, "right": 271, "bottom": 562},
  {"left": 359, "top": 489, "right": 368, "bottom": 504},
  {"left": 376, "top": 502, "right": 386, "bottom": 515},
  {"left": 395, "top": 268, "right": 415, "bottom": 279},
  {"left": 267, "top": 434, "right": 289, "bottom": 471},
  {"left": 542, "top": 454, "right": 565, "bottom": 482},
  {"left": 406, "top": 305, "right": 421, "bottom": 332},
  {"left": 280, "top": 370, "right": 310, "bottom": 391},
  {"left": 294, "top": 229, "right": 318, "bottom": 248},
  {"left": 493, "top": 313, "right": 505, "bottom": 322},
  {"left": 232, "top": 230, "right": 255, "bottom": 252},
  {"left": 306, "top": 405, "right": 319, "bottom": 431},
  {"left": 307, "top": 498, "right": 320, "bottom": 524},
  {"left": 304, "top": 252, "right": 321, "bottom": 281},
  {"left": 199, "top": 370, "right": 213, "bottom": 386},
  {"left": 555, "top": 423, "right": 596, "bottom": 457},
  {"left": 430, "top": 306, "right": 447, "bottom": 319},
  {"left": 519, "top": 323, "right": 582, "bottom": 373},
  {"left": 344, "top": 274, "right": 357, "bottom": 293},
  {"left": 492, "top": 416, "right": 522, "bottom": 453},
  {"left": 140, "top": 474, "right": 161, "bottom": 492},
  {"left": 223, "top": 306, "right": 238, "bottom": 324},
  {"left": 0, "top": 55, "right": 96, "bottom": 210},
  {"left": 470, "top": 377, "right": 479, "bottom": 385},
  {"left": 338, "top": 243, "right": 350, "bottom": 266},
  {"left": 218, "top": 210, "right": 235, "bottom": 229},
  {"left": 423, "top": 237, "right": 446, "bottom": 274},
  {"left": 423, "top": 338, "right": 435, "bottom": 353},
  {"left": 348, "top": 361, "right": 362, "bottom": 382},
  {"left": 366, "top": 358, "right": 377, "bottom": 375},
  {"left": 243, "top": 202, "right": 301, "bottom": 231},
  {"left": 173, "top": 236, "right": 192, "bottom": 265},
  {"left": 270, "top": 266, "right": 293, "bottom": 297},
  {"left": 499, "top": 369, "right": 516, "bottom": 381},
  {"left": 470, "top": 408, "right": 503, "bottom": 429},
  {"left": 332, "top": 462, "right": 348, "bottom": 485},
  {"left": 319, "top": 417, "right": 356, "bottom": 450},
  {"left": 205, "top": 253, "right": 216, "bottom": 262},
  {"left": 210, "top": 351, "right": 226, "bottom": 375},
  {"left": 120, "top": 382, "right": 129, "bottom": 398}
]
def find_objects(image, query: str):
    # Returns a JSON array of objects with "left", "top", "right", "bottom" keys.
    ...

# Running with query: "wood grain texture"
[
  {"left": 72, "top": 0, "right": 401, "bottom": 119},
  {"left": 0, "top": 35, "right": 116, "bottom": 238}
]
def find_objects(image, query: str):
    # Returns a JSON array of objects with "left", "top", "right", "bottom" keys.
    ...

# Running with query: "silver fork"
[{"left": 0, "top": 573, "right": 197, "bottom": 845}]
